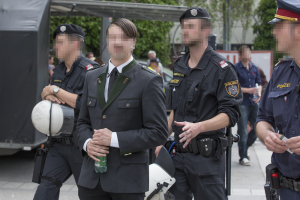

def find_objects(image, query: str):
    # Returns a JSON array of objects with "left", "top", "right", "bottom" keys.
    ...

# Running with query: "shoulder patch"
[
  {"left": 224, "top": 80, "right": 239, "bottom": 97},
  {"left": 87, "top": 64, "right": 105, "bottom": 71},
  {"left": 141, "top": 65, "right": 157, "bottom": 75},
  {"left": 218, "top": 60, "right": 228, "bottom": 68},
  {"left": 85, "top": 64, "right": 93, "bottom": 70}
]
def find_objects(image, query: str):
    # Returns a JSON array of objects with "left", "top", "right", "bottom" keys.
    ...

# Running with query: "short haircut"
[
  {"left": 106, "top": 18, "right": 138, "bottom": 39},
  {"left": 238, "top": 45, "right": 250, "bottom": 56},
  {"left": 148, "top": 50, "right": 156, "bottom": 57}
]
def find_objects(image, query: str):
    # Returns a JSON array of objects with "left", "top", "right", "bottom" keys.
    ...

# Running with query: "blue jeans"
[{"left": 237, "top": 104, "right": 258, "bottom": 161}]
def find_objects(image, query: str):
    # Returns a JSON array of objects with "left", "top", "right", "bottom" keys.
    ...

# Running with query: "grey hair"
[{"left": 148, "top": 50, "right": 156, "bottom": 57}]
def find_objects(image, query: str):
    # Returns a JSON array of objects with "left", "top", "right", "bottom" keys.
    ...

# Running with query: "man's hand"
[
  {"left": 155, "top": 145, "right": 163, "bottom": 157},
  {"left": 45, "top": 94, "right": 65, "bottom": 104},
  {"left": 93, "top": 128, "right": 112, "bottom": 147},
  {"left": 264, "top": 131, "right": 287, "bottom": 153},
  {"left": 176, "top": 121, "right": 202, "bottom": 148},
  {"left": 86, "top": 140, "right": 109, "bottom": 162},
  {"left": 41, "top": 86, "right": 56, "bottom": 100},
  {"left": 286, "top": 136, "right": 300, "bottom": 155},
  {"left": 252, "top": 95, "right": 261, "bottom": 104}
]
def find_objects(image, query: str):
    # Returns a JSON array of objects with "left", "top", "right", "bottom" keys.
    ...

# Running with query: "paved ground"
[{"left": 0, "top": 125, "right": 272, "bottom": 200}]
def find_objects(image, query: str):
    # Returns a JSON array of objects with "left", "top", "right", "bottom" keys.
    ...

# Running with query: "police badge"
[
  {"left": 224, "top": 80, "right": 239, "bottom": 97},
  {"left": 60, "top": 26, "right": 66, "bottom": 32},
  {"left": 191, "top": 9, "right": 197, "bottom": 16}
]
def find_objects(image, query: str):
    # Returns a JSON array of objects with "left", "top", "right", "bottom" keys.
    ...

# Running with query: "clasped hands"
[
  {"left": 86, "top": 128, "right": 112, "bottom": 162},
  {"left": 41, "top": 85, "right": 65, "bottom": 104}
]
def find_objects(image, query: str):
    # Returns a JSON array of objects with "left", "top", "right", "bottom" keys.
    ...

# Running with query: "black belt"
[
  {"left": 165, "top": 137, "right": 228, "bottom": 159},
  {"left": 280, "top": 175, "right": 300, "bottom": 193},
  {"left": 49, "top": 137, "right": 75, "bottom": 145}
]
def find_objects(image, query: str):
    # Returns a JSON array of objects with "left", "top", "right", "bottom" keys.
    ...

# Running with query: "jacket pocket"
[
  {"left": 120, "top": 152, "right": 148, "bottom": 164},
  {"left": 118, "top": 99, "right": 139, "bottom": 109},
  {"left": 168, "top": 78, "right": 183, "bottom": 110},
  {"left": 268, "top": 89, "right": 292, "bottom": 123},
  {"left": 87, "top": 97, "right": 97, "bottom": 107}
]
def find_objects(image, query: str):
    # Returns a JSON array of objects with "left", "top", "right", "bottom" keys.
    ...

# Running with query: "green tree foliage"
[
  {"left": 252, "top": 0, "right": 283, "bottom": 63},
  {"left": 50, "top": 0, "right": 178, "bottom": 66},
  {"left": 185, "top": 0, "right": 255, "bottom": 44}
]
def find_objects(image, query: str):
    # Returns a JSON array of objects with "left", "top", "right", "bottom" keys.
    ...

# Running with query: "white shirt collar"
[{"left": 108, "top": 56, "right": 133, "bottom": 76}]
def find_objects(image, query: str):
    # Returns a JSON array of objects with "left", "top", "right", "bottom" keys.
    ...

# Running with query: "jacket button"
[
  {"left": 126, "top": 103, "right": 130, "bottom": 107},
  {"left": 102, "top": 115, "right": 107, "bottom": 119},
  {"left": 89, "top": 101, "right": 91, "bottom": 105}
]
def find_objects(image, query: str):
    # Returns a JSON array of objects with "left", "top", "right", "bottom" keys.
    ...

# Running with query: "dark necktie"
[{"left": 108, "top": 67, "right": 118, "bottom": 97}]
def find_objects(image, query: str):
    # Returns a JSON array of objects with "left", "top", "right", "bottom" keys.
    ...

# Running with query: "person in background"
[
  {"left": 148, "top": 58, "right": 163, "bottom": 78},
  {"left": 146, "top": 50, "right": 164, "bottom": 74},
  {"left": 86, "top": 52, "right": 95, "bottom": 61},
  {"left": 49, "top": 54, "right": 55, "bottom": 83},
  {"left": 235, "top": 45, "right": 262, "bottom": 166}
]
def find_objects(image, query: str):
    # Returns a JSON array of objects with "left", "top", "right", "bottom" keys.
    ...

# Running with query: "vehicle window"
[{"left": 164, "top": 73, "right": 172, "bottom": 82}]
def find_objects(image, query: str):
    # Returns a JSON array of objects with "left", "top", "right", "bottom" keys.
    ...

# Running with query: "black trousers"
[
  {"left": 33, "top": 142, "right": 83, "bottom": 200},
  {"left": 78, "top": 181, "right": 145, "bottom": 200},
  {"left": 169, "top": 152, "right": 228, "bottom": 200}
]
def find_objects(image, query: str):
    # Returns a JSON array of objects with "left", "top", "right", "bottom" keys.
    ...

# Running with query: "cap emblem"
[
  {"left": 191, "top": 9, "right": 197, "bottom": 16},
  {"left": 60, "top": 26, "right": 66, "bottom": 32}
]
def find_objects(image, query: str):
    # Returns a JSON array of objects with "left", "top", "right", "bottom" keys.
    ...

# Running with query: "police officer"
[
  {"left": 34, "top": 24, "right": 100, "bottom": 200},
  {"left": 255, "top": 0, "right": 300, "bottom": 199},
  {"left": 155, "top": 7, "right": 242, "bottom": 200}
]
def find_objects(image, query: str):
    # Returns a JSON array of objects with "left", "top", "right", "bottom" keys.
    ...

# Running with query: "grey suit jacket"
[{"left": 77, "top": 59, "right": 168, "bottom": 193}]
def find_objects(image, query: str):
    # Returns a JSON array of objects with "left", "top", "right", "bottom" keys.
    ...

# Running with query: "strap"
[
  {"left": 41, "top": 176, "right": 62, "bottom": 188},
  {"left": 146, "top": 182, "right": 169, "bottom": 200},
  {"left": 49, "top": 102, "right": 53, "bottom": 137}
]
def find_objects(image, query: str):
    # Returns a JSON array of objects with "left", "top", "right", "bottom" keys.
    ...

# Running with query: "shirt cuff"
[
  {"left": 110, "top": 132, "right": 119, "bottom": 148},
  {"left": 83, "top": 138, "right": 92, "bottom": 152}
]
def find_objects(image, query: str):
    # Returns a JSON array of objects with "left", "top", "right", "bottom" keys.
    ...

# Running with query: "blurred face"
[
  {"left": 150, "top": 62, "right": 159, "bottom": 71},
  {"left": 272, "top": 21, "right": 298, "bottom": 53},
  {"left": 182, "top": 19, "right": 208, "bottom": 47},
  {"left": 240, "top": 49, "right": 251, "bottom": 63},
  {"left": 148, "top": 53, "right": 155, "bottom": 60},
  {"left": 49, "top": 57, "right": 54, "bottom": 65},
  {"left": 87, "top": 53, "right": 94, "bottom": 59},
  {"left": 54, "top": 34, "right": 77, "bottom": 60},
  {"left": 107, "top": 25, "right": 136, "bottom": 61}
]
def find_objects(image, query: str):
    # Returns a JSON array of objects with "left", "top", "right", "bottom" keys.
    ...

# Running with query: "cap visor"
[{"left": 268, "top": 18, "right": 284, "bottom": 24}]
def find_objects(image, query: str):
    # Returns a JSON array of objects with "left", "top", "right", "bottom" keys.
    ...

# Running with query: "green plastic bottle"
[{"left": 94, "top": 156, "right": 107, "bottom": 173}]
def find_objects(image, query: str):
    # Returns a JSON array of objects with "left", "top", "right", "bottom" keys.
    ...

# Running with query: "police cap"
[
  {"left": 150, "top": 58, "right": 159, "bottom": 64},
  {"left": 53, "top": 24, "right": 85, "bottom": 41},
  {"left": 179, "top": 7, "right": 210, "bottom": 24},
  {"left": 269, "top": 0, "right": 300, "bottom": 24}
]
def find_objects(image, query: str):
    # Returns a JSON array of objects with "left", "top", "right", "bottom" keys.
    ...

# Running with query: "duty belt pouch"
[
  {"left": 266, "top": 164, "right": 280, "bottom": 189},
  {"left": 199, "top": 138, "right": 213, "bottom": 157},
  {"left": 214, "top": 137, "right": 228, "bottom": 160},
  {"left": 32, "top": 148, "right": 48, "bottom": 184}
]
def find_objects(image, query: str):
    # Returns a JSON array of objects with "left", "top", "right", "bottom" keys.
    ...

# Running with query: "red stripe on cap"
[{"left": 277, "top": 8, "right": 300, "bottom": 21}]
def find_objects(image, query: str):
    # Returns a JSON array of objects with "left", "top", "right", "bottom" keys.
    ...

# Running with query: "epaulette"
[
  {"left": 87, "top": 63, "right": 106, "bottom": 71},
  {"left": 141, "top": 65, "right": 157, "bottom": 75},
  {"left": 174, "top": 55, "right": 183, "bottom": 63}
]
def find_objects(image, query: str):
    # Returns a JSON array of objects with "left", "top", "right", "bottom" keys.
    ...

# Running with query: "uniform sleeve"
[
  {"left": 217, "top": 66, "right": 243, "bottom": 127},
  {"left": 75, "top": 64, "right": 99, "bottom": 110},
  {"left": 76, "top": 73, "right": 93, "bottom": 157},
  {"left": 256, "top": 76, "right": 276, "bottom": 129}
]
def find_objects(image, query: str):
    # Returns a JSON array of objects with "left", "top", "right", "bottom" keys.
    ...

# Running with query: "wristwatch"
[{"left": 53, "top": 86, "right": 60, "bottom": 95}]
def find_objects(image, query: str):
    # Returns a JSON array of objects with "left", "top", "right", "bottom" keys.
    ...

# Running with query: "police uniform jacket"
[
  {"left": 76, "top": 59, "right": 168, "bottom": 193},
  {"left": 51, "top": 56, "right": 100, "bottom": 129},
  {"left": 257, "top": 60, "right": 300, "bottom": 179},
  {"left": 168, "top": 46, "right": 243, "bottom": 142}
]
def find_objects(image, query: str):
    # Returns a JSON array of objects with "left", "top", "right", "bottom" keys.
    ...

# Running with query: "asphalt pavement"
[{"left": 0, "top": 125, "right": 272, "bottom": 200}]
